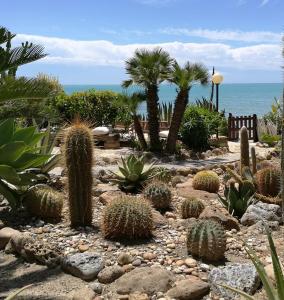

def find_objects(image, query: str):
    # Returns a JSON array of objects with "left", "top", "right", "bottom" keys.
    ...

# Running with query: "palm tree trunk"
[
  {"left": 166, "top": 89, "right": 188, "bottom": 153},
  {"left": 133, "top": 114, "right": 147, "bottom": 150},
  {"left": 147, "top": 85, "right": 161, "bottom": 152}
]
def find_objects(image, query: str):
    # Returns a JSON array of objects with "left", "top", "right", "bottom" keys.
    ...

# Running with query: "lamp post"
[{"left": 212, "top": 72, "right": 224, "bottom": 138}]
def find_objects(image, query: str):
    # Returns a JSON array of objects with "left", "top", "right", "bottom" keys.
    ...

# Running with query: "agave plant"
[
  {"left": 111, "top": 154, "right": 157, "bottom": 192},
  {"left": 223, "top": 226, "right": 284, "bottom": 300},
  {"left": 0, "top": 119, "right": 51, "bottom": 209}
]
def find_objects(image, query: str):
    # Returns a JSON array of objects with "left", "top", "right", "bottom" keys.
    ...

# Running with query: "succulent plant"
[
  {"left": 255, "top": 167, "right": 280, "bottom": 197},
  {"left": 143, "top": 180, "right": 172, "bottom": 209},
  {"left": 65, "top": 122, "right": 93, "bottom": 226},
  {"left": 24, "top": 184, "right": 64, "bottom": 219},
  {"left": 181, "top": 197, "right": 205, "bottom": 219},
  {"left": 240, "top": 126, "right": 250, "bottom": 173},
  {"left": 192, "top": 170, "right": 220, "bottom": 193},
  {"left": 155, "top": 166, "right": 172, "bottom": 183},
  {"left": 111, "top": 154, "right": 157, "bottom": 193},
  {"left": 187, "top": 219, "right": 226, "bottom": 261},
  {"left": 102, "top": 195, "right": 153, "bottom": 240}
]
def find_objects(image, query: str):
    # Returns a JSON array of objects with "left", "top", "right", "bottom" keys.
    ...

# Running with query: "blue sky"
[{"left": 1, "top": 0, "right": 283, "bottom": 83}]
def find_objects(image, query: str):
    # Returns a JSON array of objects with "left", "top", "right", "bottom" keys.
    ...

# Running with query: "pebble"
[
  {"left": 117, "top": 253, "right": 133, "bottom": 266},
  {"left": 184, "top": 258, "right": 197, "bottom": 268},
  {"left": 143, "top": 252, "right": 157, "bottom": 260},
  {"left": 78, "top": 244, "right": 89, "bottom": 252}
]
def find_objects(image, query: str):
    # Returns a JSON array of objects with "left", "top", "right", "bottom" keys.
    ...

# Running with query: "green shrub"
[
  {"left": 102, "top": 195, "right": 153, "bottom": 240},
  {"left": 180, "top": 106, "right": 209, "bottom": 150},
  {"left": 260, "top": 134, "right": 280, "bottom": 147},
  {"left": 53, "top": 89, "right": 121, "bottom": 126}
]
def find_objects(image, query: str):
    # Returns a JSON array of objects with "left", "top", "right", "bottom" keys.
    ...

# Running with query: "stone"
[
  {"left": 177, "top": 167, "right": 193, "bottom": 176},
  {"left": 107, "top": 267, "right": 174, "bottom": 295},
  {"left": 166, "top": 276, "right": 210, "bottom": 300},
  {"left": 117, "top": 253, "right": 133, "bottom": 266},
  {"left": 98, "top": 265, "right": 124, "bottom": 284},
  {"left": 99, "top": 191, "right": 124, "bottom": 205},
  {"left": 152, "top": 210, "right": 167, "bottom": 226},
  {"left": 89, "top": 282, "right": 103, "bottom": 294},
  {"left": 71, "top": 287, "right": 96, "bottom": 300},
  {"left": 61, "top": 252, "right": 104, "bottom": 281},
  {"left": 171, "top": 176, "right": 186, "bottom": 187},
  {"left": 0, "top": 220, "right": 4, "bottom": 229},
  {"left": 208, "top": 263, "right": 260, "bottom": 299},
  {"left": 184, "top": 258, "right": 197, "bottom": 268},
  {"left": 5, "top": 232, "right": 32, "bottom": 255},
  {"left": 93, "top": 183, "right": 120, "bottom": 197},
  {"left": 241, "top": 202, "right": 282, "bottom": 226},
  {"left": 0, "top": 227, "right": 20, "bottom": 249},
  {"left": 78, "top": 244, "right": 89, "bottom": 252},
  {"left": 199, "top": 207, "right": 240, "bottom": 230},
  {"left": 143, "top": 252, "right": 157, "bottom": 260},
  {"left": 129, "top": 292, "right": 149, "bottom": 300},
  {"left": 132, "top": 259, "right": 142, "bottom": 267}
]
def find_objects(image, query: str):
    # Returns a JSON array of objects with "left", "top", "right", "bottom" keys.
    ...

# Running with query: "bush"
[
  {"left": 260, "top": 134, "right": 280, "bottom": 147},
  {"left": 53, "top": 89, "right": 121, "bottom": 126},
  {"left": 180, "top": 106, "right": 209, "bottom": 150}
]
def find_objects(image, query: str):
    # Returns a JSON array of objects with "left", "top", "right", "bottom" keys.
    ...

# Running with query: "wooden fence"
[{"left": 228, "top": 113, "right": 258, "bottom": 142}]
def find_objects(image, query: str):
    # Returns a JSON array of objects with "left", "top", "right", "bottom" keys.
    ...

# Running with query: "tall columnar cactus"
[
  {"left": 24, "top": 184, "right": 64, "bottom": 219},
  {"left": 65, "top": 122, "right": 93, "bottom": 226},
  {"left": 192, "top": 170, "right": 220, "bottom": 193},
  {"left": 251, "top": 146, "right": 257, "bottom": 174},
  {"left": 240, "top": 126, "right": 250, "bottom": 172},
  {"left": 181, "top": 197, "right": 205, "bottom": 219},
  {"left": 102, "top": 195, "right": 153, "bottom": 239},
  {"left": 143, "top": 180, "right": 172, "bottom": 209},
  {"left": 255, "top": 167, "right": 280, "bottom": 197},
  {"left": 187, "top": 220, "right": 226, "bottom": 261}
]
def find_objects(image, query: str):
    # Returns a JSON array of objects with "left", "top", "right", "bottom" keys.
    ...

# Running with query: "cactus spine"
[
  {"left": 24, "top": 184, "right": 64, "bottom": 219},
  {"left": 255, "top": 167, "right": 280, "bottom": 197},
  {"left": 102, "top": 196, "right": 153, "bottom": 239},
  {"left": 251, "top": 146, "right": 257, "bottom": 174},
  {"left": 65, "top": 122, "right": 93, "bottom": 226},
  {"left": 240, "top": 126, "right": 250, "bottom": 173},
  {"left": 181, "top": 197, "right": 204, "bottom": 219},
  {"left": 192, "top": 170, "right": 220, "bottom": 193},
  {"left": 187, "top": 220, "right": 226, "bottom": 261}
]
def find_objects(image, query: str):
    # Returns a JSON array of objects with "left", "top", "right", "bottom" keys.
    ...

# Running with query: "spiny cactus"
[
  {"left": 65, "top": 122, "right": 93, "bottom": 226},
  {"left": 143, "top": 180, "right": 172, "bottom": 209},
  {"left": 187, "top": 220, "right": 226, "bottom": 261},
  {"left": 254, "top": 193, "right": 281, "bottom": 205},
  {"left": 240, "top": 126, "right": 250, "bottom": 172},
  {"left": 251, "top": 146, "right": 257, "bottom": 174},
  {"left": 181, "top": 197, "right": 205, "bottom": 219},
  {"left": 102, "top": 196, "right": 153, "bottom": 239},
  {"left": 192, "top": 170, "right": 220, "bottom": 193},
  {"left": 255, "top": 167, "right": 280, "bottom": 197},
  {"left": 24, "top": 184, "right": 64, "bottom": 219}
]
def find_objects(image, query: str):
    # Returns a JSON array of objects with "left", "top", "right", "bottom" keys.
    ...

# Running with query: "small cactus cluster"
[
  {"left": 24, "top": 184, "right": 64, "bottom": 219},
  {"left": 255, "top": 167, "right": 280, "bottom": 197},
  {"left": 192, "top": 170, "right": 220, "bottom": 193},
  {"left": 187, "top": 220, "right": 226, "bottom": 261},
  {"left": 181, "top": 197, "right": 205, "bottom": 219},
  {"left": 102, "top": 195, "right": 153, "bottom": 240},
  {"left": 143, "top": 180, "right": 172, "bottom": 209},
  {"left": 65, "top": 121, "right": 94, "bottom": 226}
]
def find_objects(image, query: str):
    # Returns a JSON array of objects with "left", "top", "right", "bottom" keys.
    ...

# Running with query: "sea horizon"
[{"left": 63, "top": 83, "right": 283, "bottom": 117}]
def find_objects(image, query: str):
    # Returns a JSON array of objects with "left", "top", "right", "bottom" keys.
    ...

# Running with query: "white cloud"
[
  {"left": 16, "top": 34, "right": 282, "bottom": 71},
  {"left": 260, "top": 0, "right": 269, "bottom": 6},
  {"left": 159, "top": 28, "right": 282, "bottom": 43}
]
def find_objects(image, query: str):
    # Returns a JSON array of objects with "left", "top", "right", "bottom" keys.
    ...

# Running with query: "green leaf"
[
  {"left": 220, "top": 284, "right": 254, "bottom": 300},
  {"left": 12, "top": 126, "right": 36, "bottom": 144},
  {"left": 0, "top": 180, "right": 19, "bottom": 210},
  {"left": 0, "top": 165, "right": 21, "bottom": 184},
  {"left": 0, "top": 141, "right": 27, "bottom": 164},
  {"left": 12, "top": 153, "right": 50, "bottom": 170},
  {"left": 0, "top": 119, "right": 14, "bottom": 145}
]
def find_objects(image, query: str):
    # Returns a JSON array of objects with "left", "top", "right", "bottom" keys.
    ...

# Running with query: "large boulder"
[
  {"left": 0, "top": 227, "right": 20, "bottom": 249},
  {"left": 106, "top": 267, "right": 174, "bottom": 296},
  {"left": 199, "top": 207, "right": 240, "bottom": 231},
  {"left": 208, "top": 263, "right": 260, "bottom": 299},
  {"left": 166, "top": 276, "right": 210, "bottom": 300},
  {"left": 61, "top": 252, "right": 104, "bottom": 281},
  {"left": 241, "top": 202, "right": 282, "bottom": 226}
]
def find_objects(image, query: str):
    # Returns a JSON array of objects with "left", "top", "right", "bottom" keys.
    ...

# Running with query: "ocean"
[{"left": 63, "top": 83, "right": 283, "bottom": 117}]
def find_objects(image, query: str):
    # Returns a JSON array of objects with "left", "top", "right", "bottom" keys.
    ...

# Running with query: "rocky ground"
[{"left": 0, "top": 144, "right": 281, "bottom": 300}]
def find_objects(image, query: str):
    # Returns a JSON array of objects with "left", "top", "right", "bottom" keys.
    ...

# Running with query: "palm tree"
[
  {"left": 0, "top": 26, "right": 53, "bottom": 102},
  {"left": 165, "top": 61, "right": 209, "bottom": 153},
  {"left": 117, "top": 92, "right": 148, "bottom": 150},
  {"left": 122, "top": 48, "right": 173, "bottom": 152}
]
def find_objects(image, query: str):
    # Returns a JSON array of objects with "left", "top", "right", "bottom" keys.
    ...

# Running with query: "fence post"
[
  {"left": 228, "top": 113, "right": 232, "bottom": 140},
  {"left": 253, "top": 114, "right": 258, "bottom": 142}
]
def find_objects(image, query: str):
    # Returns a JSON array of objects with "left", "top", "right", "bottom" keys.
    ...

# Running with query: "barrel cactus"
[
  {"left": 181, "top": 197, "right": 205, "bottom": 219},
  {"left": 255, "top": 167, "right": 280, "bottom": 197},
  {"left": 24, "top": 184, "right": 64, "bottom": 219},
  {"left": 187, "top": 220, "right": 226, "bottom": 261},
  {"left": 65, "top": 122, "right": 93, "bottom": 226},
  {"left": 143, "top": 180, "right": 172, "bottom": 209},
  {"left": 102, "top": 196, "right": 153, "bottom": 240},
  {"left": 192, "top": 170, "right": 220, "bottom": 193}
]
